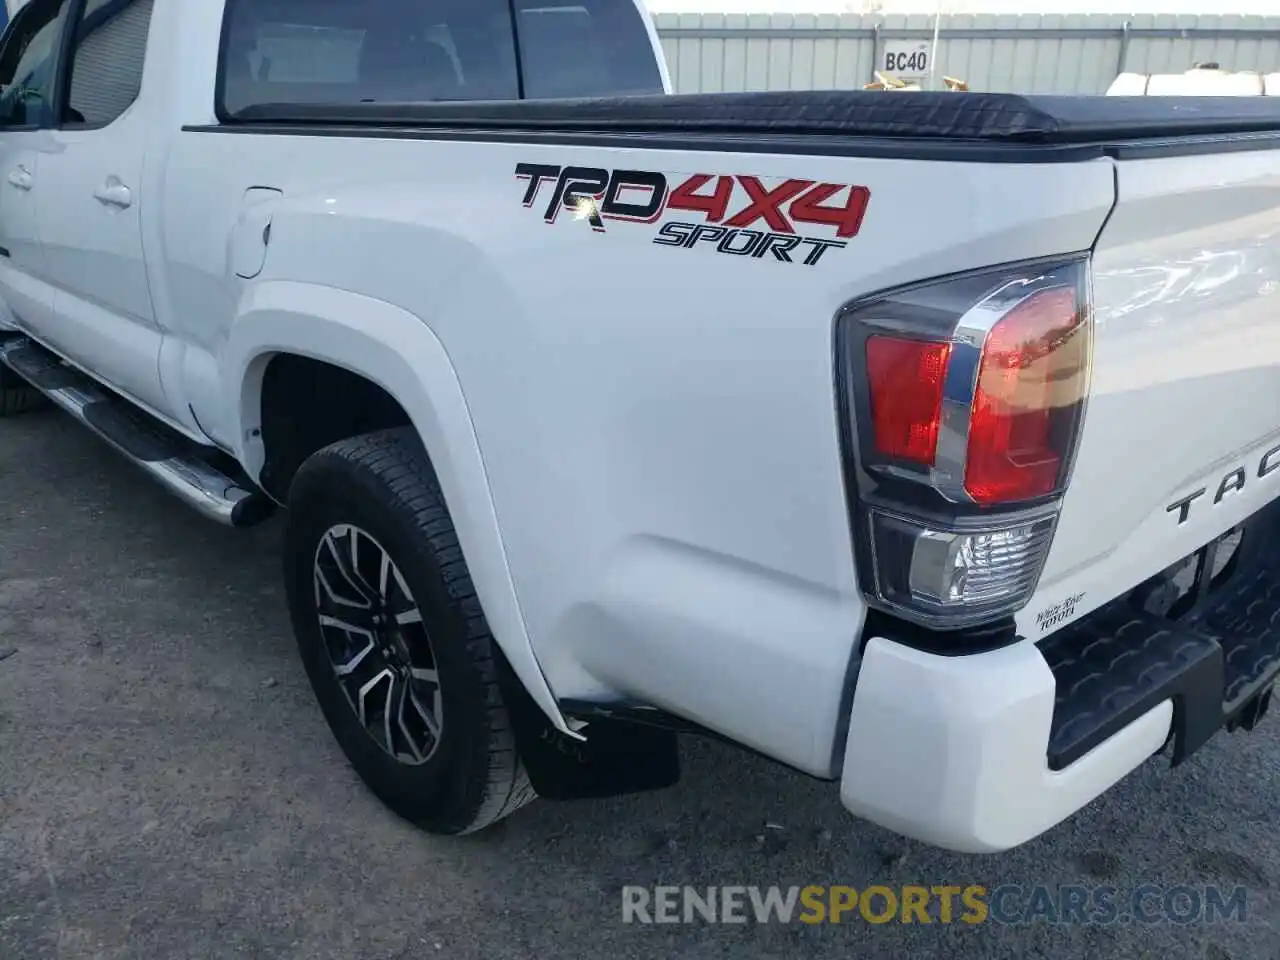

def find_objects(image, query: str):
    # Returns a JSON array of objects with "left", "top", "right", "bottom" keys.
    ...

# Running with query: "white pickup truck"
[{"left": 2, "top": 0, "right": 1279, "bottom": 854}]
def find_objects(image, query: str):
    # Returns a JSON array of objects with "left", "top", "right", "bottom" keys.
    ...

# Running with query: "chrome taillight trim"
[{"left": 932, "top": 270, "right": 1086, "bottom": 505}]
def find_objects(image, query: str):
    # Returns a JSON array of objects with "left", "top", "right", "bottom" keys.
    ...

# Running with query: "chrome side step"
[{"left": 0, "top": 336, "right": 273, "bottom": 528}]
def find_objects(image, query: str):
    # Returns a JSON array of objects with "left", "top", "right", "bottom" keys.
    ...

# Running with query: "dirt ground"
[{"left": 1, "top": 408, "right": 1277, "bottom": 959}]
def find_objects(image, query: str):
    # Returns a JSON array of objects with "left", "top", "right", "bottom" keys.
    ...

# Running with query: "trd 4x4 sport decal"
[{"left": 514, "top": 164, "right": 870, "bottom": 268}]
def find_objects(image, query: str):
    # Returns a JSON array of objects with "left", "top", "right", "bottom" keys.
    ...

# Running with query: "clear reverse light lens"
[{"left": 869, "top": 510, "right": 1057, "bottom": 628}]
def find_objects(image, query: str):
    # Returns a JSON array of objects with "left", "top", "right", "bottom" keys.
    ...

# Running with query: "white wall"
[{"left": 653, "top": 12, "right": 1280, "bottom": 94}]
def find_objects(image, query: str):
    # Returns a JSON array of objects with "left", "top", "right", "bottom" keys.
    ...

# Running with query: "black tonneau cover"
[{"left": 229, "top": 91, "right": 1280, "bottom": 144}]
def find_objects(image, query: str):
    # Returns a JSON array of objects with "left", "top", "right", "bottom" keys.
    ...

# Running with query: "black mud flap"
[{"left": 497, "top": 663, "right": 681, "bottom": 801}]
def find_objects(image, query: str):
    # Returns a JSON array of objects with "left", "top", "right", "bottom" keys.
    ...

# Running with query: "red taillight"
[
  {"left": 964, "top": 287, "right": 1086, "bottom": 504},
  {"left": 865, "top": 335, "right": 951, "bottom": 466},
  {"left": 841, "top": 258, "right": 1092, "bottom": 630}
]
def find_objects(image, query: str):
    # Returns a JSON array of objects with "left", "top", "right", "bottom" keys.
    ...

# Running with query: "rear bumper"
[
  {"left": 839, "top": 507, "right": 1280, "bottom": 854},
  {"left": 839, "top": 637, "right": 1175, "bottom": 853}
]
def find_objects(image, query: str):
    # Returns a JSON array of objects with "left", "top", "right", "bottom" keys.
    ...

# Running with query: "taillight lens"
[
  {"left": 965, "top": 287, "right": 1088, "bottom": 504},
  {"left": 866, "top": 336, "right": 950, "bottom": 465},
  {"left": 868, "top": 510, "right": 1058, "bottom": 627},
  {"left": 837, "top": 257, "right": 1092, "bottom": 630}
]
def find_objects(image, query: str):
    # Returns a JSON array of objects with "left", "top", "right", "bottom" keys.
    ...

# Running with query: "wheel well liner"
[{"left": 258, "top": 353, "right": 411, "bottom": 501}]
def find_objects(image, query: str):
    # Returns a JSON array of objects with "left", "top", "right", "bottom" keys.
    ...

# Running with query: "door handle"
[
  {"left": 7, "top": 166, "right": 32, "bottom": 190},
  {"left": 93, "top": 179, "right": 132, "bottom": 209}
]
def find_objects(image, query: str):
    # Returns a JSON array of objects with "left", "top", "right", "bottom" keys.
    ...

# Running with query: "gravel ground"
[{"left": 1, "top": 407, "right": 1277, "bottom": 960}]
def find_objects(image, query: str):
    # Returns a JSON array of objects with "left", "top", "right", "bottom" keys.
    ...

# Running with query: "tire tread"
[
  {"left": 294, "top": 428, "right": 534, "bottom": 833},
  {"left": 0, "top": 363, "right": 47, "bottom": 417}
]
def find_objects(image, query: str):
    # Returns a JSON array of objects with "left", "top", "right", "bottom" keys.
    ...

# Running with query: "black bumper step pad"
[
  {"left": 1196, "top": 562, "right": 1280, "bottom": 710},
  {"left": 1040, "top": 510, "right": 1280, "bottom": 772},
  {"left": 1040, "top": 610, "right": 1225, "bottom": 771}
]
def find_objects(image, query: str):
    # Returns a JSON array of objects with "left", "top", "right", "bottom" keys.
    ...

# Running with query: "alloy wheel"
[{"left": 312, "top": 523, "right": 444, "bottom": 765}]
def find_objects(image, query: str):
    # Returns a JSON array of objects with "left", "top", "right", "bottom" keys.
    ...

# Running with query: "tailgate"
[{"left": 1031, "top": 147, "right": 1280, "bottom": 633}]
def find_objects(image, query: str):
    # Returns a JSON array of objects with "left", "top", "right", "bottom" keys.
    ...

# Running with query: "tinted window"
[
  {"left": 514, "top": 0, "right": 664, "bottom": 99},
  {"left": 65, "top": 0, "right": 154, "bottom": 126},
  {"left": 0, "top": 0, "right": 72, "bottom": 128},
  {"left": 219, "top": 0, "right": 520, "bottom": 117}
]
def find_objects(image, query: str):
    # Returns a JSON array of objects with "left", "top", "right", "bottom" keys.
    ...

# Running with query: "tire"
[
  {"left": 282, "top": 427, "right": 536, "bottom": 834},
  {"left": 0, "top": 361, "right": 47, "bottom": 417}
]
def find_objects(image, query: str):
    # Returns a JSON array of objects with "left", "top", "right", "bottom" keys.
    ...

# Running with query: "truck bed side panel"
[{"left": 162, "top": 130, "right": 1115, "bottom": 773}]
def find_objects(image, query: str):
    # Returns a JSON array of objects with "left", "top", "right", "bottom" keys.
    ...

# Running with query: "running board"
[{"left": 0, "top": 336, "right": 273, "bottom": 528}]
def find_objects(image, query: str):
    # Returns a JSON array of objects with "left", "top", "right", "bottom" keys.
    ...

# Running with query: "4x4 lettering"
[
  {"left": 790, "top": 183, "right": 872, "bottom": 238},
  {"left": 667, "top": 174, "right": 734, "bottom": 222},
  {"left": 724, "top": 176, "right": 813, "bottom": 233}
]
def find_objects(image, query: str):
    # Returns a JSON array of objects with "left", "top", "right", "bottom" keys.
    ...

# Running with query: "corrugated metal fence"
[{"left": 653, "top": 13, "right": 1280, "bottom": 95}]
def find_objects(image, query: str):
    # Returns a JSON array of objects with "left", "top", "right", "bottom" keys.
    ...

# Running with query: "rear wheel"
[
  {"left": 282, "top": 428, "right": 536, "bottom": 834},
  {"left": 0, "top": 358, "right": 47, "bottom": 417}
]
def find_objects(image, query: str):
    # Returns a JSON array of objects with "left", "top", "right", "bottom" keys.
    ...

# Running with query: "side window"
[
  {"left": 0, "top": 0, "right": 72, "bottom": 129},
  {"left": 219, "top": 0, "right": 520, "bottom": 118},
  {"left": 64, "top": 0, "right": 155, "bottom": 127},
  {"left": 514, "top": 0, "right": 665, "bottom": 100}
]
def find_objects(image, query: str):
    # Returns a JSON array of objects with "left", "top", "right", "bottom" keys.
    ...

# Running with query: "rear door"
[
  {"left": 0, "top": 0, "right": 71, "bottom": 334},
  {"left": 35, "top": 0, "right": 165, "bottom": 412}
]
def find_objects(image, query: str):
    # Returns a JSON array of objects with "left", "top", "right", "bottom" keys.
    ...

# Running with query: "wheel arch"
[{"left": 224, "top": 279, "right": 573, "bottom": 737}]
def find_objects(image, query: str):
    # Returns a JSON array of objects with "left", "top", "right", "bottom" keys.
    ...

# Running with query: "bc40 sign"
[{"left": 882, "top": 40, "right": 930, "bottom": 80}]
